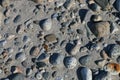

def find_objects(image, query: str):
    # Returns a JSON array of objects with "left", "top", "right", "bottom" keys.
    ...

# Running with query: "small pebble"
[
  {"left": 44, "top": 34, "right": 57, "bottom": 43},
  {"left": 15, "top": 52, "right": 26, "bottom": 62},
  {"left": 35, "top": 72, "right": 42, "bottom": 80},
  {"left": 30, "top": 46, "right": 40, "bottom": 56},
  {"left": 79, "top": 55, "right": 91, "bottom": 66},
  {"left": 13, "top": 15, "right": 21, "bottom": 23}
]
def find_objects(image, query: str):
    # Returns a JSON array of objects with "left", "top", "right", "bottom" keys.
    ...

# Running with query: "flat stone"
[{"left": 44, "top": 34, "right": 57, "bottom": 43}]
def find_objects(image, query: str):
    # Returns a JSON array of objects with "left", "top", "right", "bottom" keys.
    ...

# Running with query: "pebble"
[
  {"left": 100, "top": 50, "right": 109, "bottom": 60},
  {"left": 89, "top": 3, "right": 101, "bottom": 12},
  {"left": 94, "top": 71, "right": 111, "bottom": 80},
  {"left": 109, "top": 44, "right": 120, "bottom": 59},
  {"left": 90, "top": 15, "right": 102, "bottom": 22},
  {"left": 30, "top": 46, "right": 40, "bottom": 56},
  {"left": 94, "top": 0, "right": 110, "bottom": 10},
  {"left": 104, "top": 63, "right": 120, "bottom": 75},
  {"left": 90, "top": 21, "right": 110, "bottom": 37},
  {"left": 35, "top": 72, "right": 42, "bottom": 80},
  {"left": 15, "top": 52, "right": 26, "bottom": 62},
  {"left": 1, "top": 0, "right": 10, "bottom": 7},
  {"left": 63, "top": 0, "right": 75, "bottom": 10},
  {"left": 10, "top": 73, "right": 25, "bottom": 80},
  {"left": 40, "top": 18, "right": 52, "bottom": 31},
  {"left": 42, "top": 72, "right": 50, "bottom": 80},
  {"left": 79, "top": 55, "right": 91, "bottom": 66},
  {"left": 69, "top": 39, "right": 81, "bottom": 55},
  {"left": 49, "top": 53, "right": 64, "bottom": 65},
  {"left": 37, "top": 53, "right": 49, "bottom": 62},
  {"left": 13, "top": 15, "right": 21, "bottom": 23},
  {"left": 80, "top": 67, "right": 92, "bottom": 80},
  {"left": 0, "top": 40, "right": 7, "bottom": 47},
  {"left": 44, "top": 34, "right": 57, "bottom": 43},
  {"left": 64, "top": 56, "right": 77, "bottom": 69},
  {"left": 114, "top": 0, "right": 120, "bottom": 11},
  {"left": 117, "top": 56, "right": 120, "bottom": 63},
  {"left": 95, "top": 59, "right": 106, "bottom": 67},
  {"left": 16, "top": 24, "right": 25, "bottom": 34},
  {"left": 26, "top": 68, "right": 33, "bottom": 76},
  {"left": 22, "top": 35, "right": 31, "bottom": 43},
  {"left": 36, "top": 62, "right": 46, "bottom": 68},
  {"left": 11, "top": 66, "right": 23, "bottom": 74},
  {"left": 110, "top": 22, "right": 119, "bottom": 34}
]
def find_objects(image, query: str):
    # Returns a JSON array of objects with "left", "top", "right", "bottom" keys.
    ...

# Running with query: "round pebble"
[
  {"left": 64, "top": 56, "right": 77, "bottom": 69},
  {"left": 35, "top": 72, "right": 42, "bottom": 80}
]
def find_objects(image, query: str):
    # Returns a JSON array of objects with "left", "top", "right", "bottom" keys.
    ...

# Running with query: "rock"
[
  {"left": 90, "top": 21, "right": 110, "bottom": 37},
  {"left": 1, "top": 0, "right": 10, "bottom": 7},
  {"left": 49, "top": 53, "right": 64, "bottom": 65},
  {"left": 95, "top": 59, "right": 106, "bottom": 67},
  {"left": 64, "top": 56, "right": 77, "bottom": 69},
  {"left": 32, "top": 0, "right": 43, "bottom": 4},
  {"left": 63, "top": 0, "right": 75, "bottom": 9},
  {"left": 44, "top": 34, "right": 57, "bottom": 43},
  {"left": 15, "top": 52, "right": 26, "bottom": 62},
  {"left": 30, "top": 46, "right": 40, "bottom": 56},
  {"left": 0, "top": 40, "right": 7, "bottom": 47},
  {"left": 26, "top": 68, "right": 33, "bottom": 76},
  {"left": 16, "top": 24, "right": 24, "bottom": 34},
  {"left": 94, "top": 71, "right": 111, "bottom": 80},
  {"left": 90, "top": 15, "right": 102, "bottom": 22},
  {"left": 11, "top": 66, "right": 23, "bottom": 74},
  {"left": 69, "top": 39, "right": 81, "bottom": 55},
  {"left": 94, "top": 0, "right": 110, "bottom": 10},
  {"left": 80, "top": 67, "right": 92, "bottom": 80},
  {"left": 100, "top": 50, "right": 109, "bottom": 60},
  {"left": 9, "top": 73, "right": 25, "bottom": 80},
  {"left": 89, "top": 3, "right": 101, "bottom": 12},
  {"left": 22, "top": 35, "right": 31, "bottom": 43},
  {"left": 109, "top": 44, "right": 120, "bottom": 59},
  {"left": 79, "top": 55, "right": 91, "bottom": 66},
  {"left": 114, "top": 0, "right": 120, "bottom": 11},
  {"left": 117, "top": 56, "right": 120, "bottom": 63},
  {"left": 52, "top": 71, "right": 57, "bottom": 78},
  {"left": 110, "top": 22, "right": 119, "bottom": 34},
  {"left": 0, "top": 12, "right": 3, "bottom": 25},
  {"left": 35, "top": 72, "right": 42, "bottom": 80},
  {"left": 4, "top": 18, "right": 10, "bottom": 25},
  {"left": 42, "top": 72, "right": 50, "bottom": 80},
  {"left": 40, "top": 18, "right": 52, "bottom": 31},
  {"left": 13, "top": 15, "right": 21, "bottom": 23},
  {"left": 37, "top": 53, "right": 49, "bottom": 62},
  {"left": 104, "top": 63, "right": 120, "bottom": 75},
  {"left": 36, "top": 62, "right": 46, "bottom": 68}
]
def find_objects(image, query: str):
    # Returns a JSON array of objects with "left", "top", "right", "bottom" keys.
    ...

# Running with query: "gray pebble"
[
  {"left": 0, "top": 40, "right": 7, "bottom": 47},
  {"left": 13, "top": 15, "right": 21, "bottom": 23},
  {"left": 42, "top": 72, "right": 50, "bottom": 80},
  {"left": 64, "top": 56, "right": 77, "bottom": 69},
  {"left": 79, "top": 55, "right": 92, "bottom": 66},
  {"left": 49, "top": 53, "right": 64, "bottom": 65},
  {"left": 10, "top": 73, "right": 25, "bottom": 80},
  {"left": 26, "top": 68, "right": 33, "bottom": 76},
  {"left": 15, "top": 52, "right": 26, "bottom": 62},
  {"left": 23, "top": 35, "right": 31, "bottom": 43}
]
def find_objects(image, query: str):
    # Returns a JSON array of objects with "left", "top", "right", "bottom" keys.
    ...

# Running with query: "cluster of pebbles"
[{"left": 0, "top": 0, "right": 120, "bottom": 80}]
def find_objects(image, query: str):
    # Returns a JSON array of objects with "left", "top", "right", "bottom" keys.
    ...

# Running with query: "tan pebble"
[
  {"left": 104, "top": 63, "right": 120, "bottom": 75},
  {"left": 13, "top": 66, "right": 23, "bottom": 74},
  {"left": 100, "top": 50, "right": 109, "bottom": 60},
  {"left": 30, "top": 46, "right": 40, "bottom": 56},
  {"left": 88, "top": 0, "right": 95, "bottom": 4},
  {"left": 48, "top": 0, "right": 54, "bottom": 2},
  {"left": 7, "top": 35, "right": 15, "bottom": 40},
  {"left": 1, "top": 0, "right": 10, "bottom": 8},
  {"left": 32, "top": 0, "right": 43, "bottom": 3},
  {"left": 2, "top": 50, "right": 8, "bottom": 59}
]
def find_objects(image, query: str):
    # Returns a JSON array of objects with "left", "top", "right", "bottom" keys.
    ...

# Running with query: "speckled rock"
[
  {"left": 79, "top": 55, "right": 92, "bottom": 66},
  {"left": 49, "top": 53, "right": 64, "bottom": 65},
  {"left": 80, "top": 67, "right": 92, "bottom": 80},
  {"left": 9, "top": 73, "right": 25, "bottom": 80},
  {"left": 15, "top": 52, "right": 26, "bottom": 62},
  {"left": 109, "top": 44, "right": 120, "bottom": 59},
  {"left": 40, "top": 18, "right": 52, "bottom": 31},
  {"left": 104, "top": 63, "right": 120, "bottom": 75},
  {"left": 90, "top": 21, "right": 110, "bottom": 37},
  {"left": 64, "top": 56, "right": 77, "bottom": 69}
]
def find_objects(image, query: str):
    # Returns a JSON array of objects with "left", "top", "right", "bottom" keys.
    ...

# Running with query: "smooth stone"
[
  {"left": 63, "top": 0, "right": 75, "bottom": 9},
  {"left": 30, "top": 46, "right": 40, "bottom": 56},
  {"left": 49, "top": 53, "right": 64, "bottom": 65},
  {"left": 89, "top": 3, "right": 101, "bottom": 12},
  {"left": 0, "top": 40, "right": 7, "bottom": 47},
  {"left": 44, "top": 34, "right": 57, "bottom": 43},
  {"left": 4, "top": 18, "right": 10, "bottom": 25},
  {"left": 13, "top": 15, "right": 21, "bottom": 23},
  {"left": 95, "top": 59, "right": 106, "bottom": 67},
  {"left": 37, "top": 53, "right": 49, "bottom": 62},
  {"left": 35, "top": 72, "right": 42, "bottom": 80},
  {"left": 110, "top": 22, "right": 119, "bottom": 34},
  {"left": 52, "top": 71, "right": 57, "bottom": 78},
  {"left": 109, "top": 44, "right": 120, "bottom": 59},
  {"left": 90, "top": 15, "right": 102, "bottom": 22},
  {"left": 80, "top": 67, "right": 92, "bottom": 80},
  {"left": 36, "top": 62, "right": 46, "bottom": 68},
  {"left": 79, "top": 55, "right": 91, "bottom": 66},
  {"left": 15, "top": 52, "right": 26, "bottom": 62},
  {"left": 22, "top": 35, "right": 31, "bottom": 43},
  {"left": 1, "top": 0, "right": 10, "bottom": 7},
  {"left": 117, "top": 56, "right": 120, "bottom": 63},
  {"left": 40, "top": 18, "right": 52, "bottom": 31},
  {"left": 94, "top": 71, "right": 111, "bottom": 80},
  {"left": 42, "top": 72, "right": 50, "bottom": 80},
  {"left": 94, "top": 0, "right": 110, "bottom": 10},
  {"left": 90, "top": 21, "right": 110, "bottom": 37},
  {"left": 64, "top": 56, "right": 77, "bottom": 69},
  {"left": 16, "top": 25, "right": 24, "bottom": 34},
  {"left": 26, "top": 68, "right": 33, "bottom": 76},
  {"left": 114, "top": 0, "right": 120, "bottom": 11},
  {"left": 9, "top": 73, "right": 25, "bottom": 80}
]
